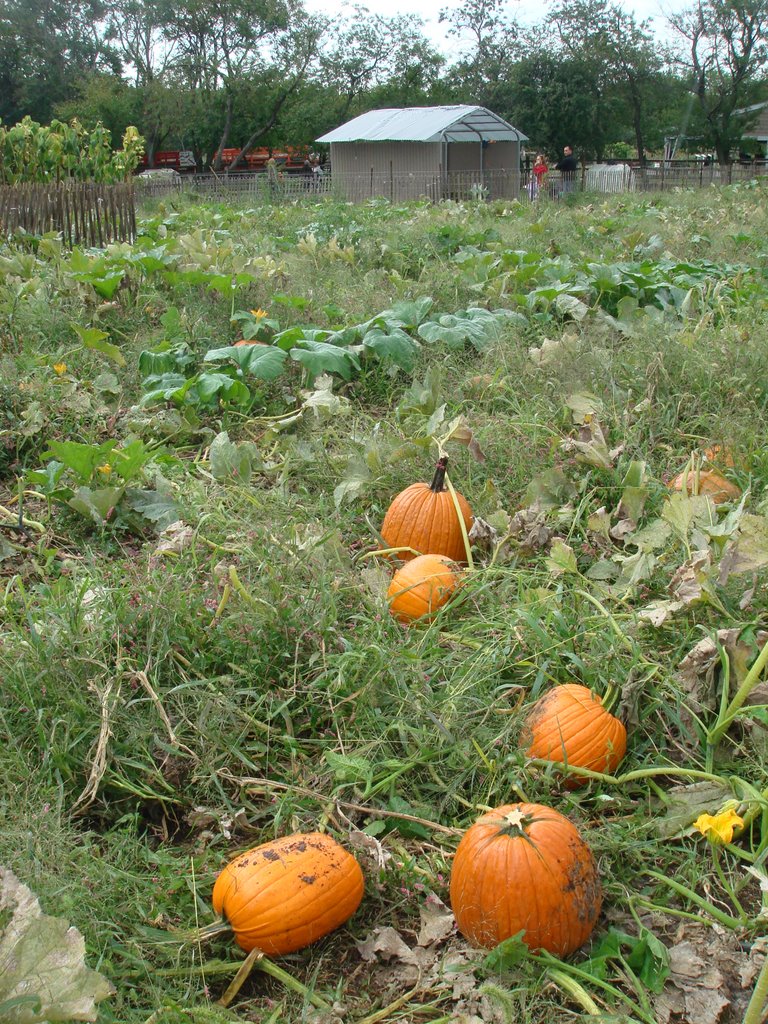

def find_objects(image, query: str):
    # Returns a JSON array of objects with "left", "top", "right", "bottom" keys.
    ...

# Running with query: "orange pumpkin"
[
  {"left": 450, "top": 803, "right": 602, "bottom": 955},
  {"left": 387, "top": 553, "right": 459, "bottom": 623},
  {"left": 233, "top": 339, "right": 268, "bottom": 347},
  {"left": 211, "top": 832, "right": 364, "bottom": 955},
  {"left": 380, "top": 457, "right": 473, "bottom": 563},
  {"left": 523, "top": 683, "right": 627, "bottom": 784},
  {"left": 703, "top": 444, "right": 737, "bottom": 469},
  {"left": 668, "top": 467, "right": 740, "bottom": 504}
]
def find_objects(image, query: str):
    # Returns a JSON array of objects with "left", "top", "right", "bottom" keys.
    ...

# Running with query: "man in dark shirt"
[{"left": 555, "top": 145, "right": 578, "bottom": 193}]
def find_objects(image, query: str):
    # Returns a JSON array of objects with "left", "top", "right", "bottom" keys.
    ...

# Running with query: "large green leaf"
[
  {"left": 68, "top": 486, "right": 125, "bottom": 524},
  {"left": 194, "top": 372, "right": 251, "bottom": 406},
  {"left": 291, "top": 340, "right": 360, "bottom": 380},
  {"left": 204, "top": 344, "right": 288, "bottom": 380},
  {"left": 43, "top": 440, "right": 117, "bottom": 485},
  {"left": 71, "top": 325, "right": 125, "bottom": 366},
  {"left": 362, "top": 327, "right": 420, "bottom": 370}
]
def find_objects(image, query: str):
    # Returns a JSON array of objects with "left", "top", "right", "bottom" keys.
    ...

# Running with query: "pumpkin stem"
[
  {"left": 495, "top": 806, "right": 533, "bottom": 837},
  {"left": 194, "top": 918, "right": 233, "bottom": 943},
  {"left": 429, "top": 456, "right": 449, "bottom": 493}
]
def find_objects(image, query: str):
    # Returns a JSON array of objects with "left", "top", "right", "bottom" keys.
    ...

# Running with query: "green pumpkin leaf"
[
  {"left": 290, "top": 340, "right": 360, "bottom": 381},
  {"left": 71, "top": 324, "right": 125, "bottom": 366},
  {"left": 204, "top": 344, "right": 288, "bottom": 380},
  {"left": 363, "top": 327, "right": 420, "bottom": 371}
]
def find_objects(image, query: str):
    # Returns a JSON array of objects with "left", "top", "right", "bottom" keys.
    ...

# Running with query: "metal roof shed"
[{"left": 317, "top": 105, "right": 528, "bottom": 202}]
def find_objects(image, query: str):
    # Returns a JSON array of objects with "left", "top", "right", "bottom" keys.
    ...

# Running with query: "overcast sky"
[{"left": 304, "top": 0, "right": 686, "bottom": 62}]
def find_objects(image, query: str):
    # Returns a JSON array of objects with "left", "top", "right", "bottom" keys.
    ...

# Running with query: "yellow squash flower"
[
  {"left": 693, "top": 808, "right": 744, "bottom": 845},
  {"left": 250, "top": 308, "right": 268, "bottom": 320},
  {"left": 96, "top": 464, "right": 113, "bottom": 476},
  {"left": 53, "top": 362, "right": 67, "bottom": 375}
]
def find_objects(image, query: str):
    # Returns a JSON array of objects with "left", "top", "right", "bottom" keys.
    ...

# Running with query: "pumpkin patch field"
[{"left": 2, "top": 183, "right": 768, "bottom": 1024}]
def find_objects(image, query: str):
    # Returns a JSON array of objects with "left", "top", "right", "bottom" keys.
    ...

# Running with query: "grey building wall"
[{"left": 328, "top": 139, "right": 522, "bottom": 201}]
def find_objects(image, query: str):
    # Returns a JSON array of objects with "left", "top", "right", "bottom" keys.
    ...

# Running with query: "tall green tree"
[
  {"left": 320, "top": 8, "right": 442, "bottom": 123},
  {"left": 0, "top": 0, "right": 118, "bottom": 124},
  {"left": 438, "top": 0, "right": 519, "bottom": 108},
  {"left": 670, "top": 0, "right": 768, "bottom": 163},
  {"left": 548, "top": 0, "right": 664, "bottom": 163}
]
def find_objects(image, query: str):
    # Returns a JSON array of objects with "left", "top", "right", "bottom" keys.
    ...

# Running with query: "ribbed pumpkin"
[
  {"left": 450, "top": 803, "right": 602, "bottom": 955},
  {"left": 523, "top": 683, "right": 627, "bottom": 784},
  {"left": 669, "top": 467, "right": 740, "bottom": 504},
  {"left": 387, "top": 553, "right": 459, "bottom": 623},
  {"left": 380, "top": 457, "right": 473, "bottom": 563},
  {"left": 211, "top": 832, "right": 364, "bottom": 955}
]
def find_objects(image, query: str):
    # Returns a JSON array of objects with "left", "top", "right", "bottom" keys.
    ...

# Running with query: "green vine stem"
[
  {"left": 743, "top": 944, "right": 768, "bottom": 1024},
  {"left": 707, "top": 634, "right": 768, "bottom": 749},
  {"left": 711, "top": 844, "right": 749, "bottom": 922},
  {"left": 443, "top": 469, "right": 474, "bottom": 571},
  {"left": 525, "top": 758, "right": 730, "bottom": 788},
  {"left": 644, "top": 869, "right": 748, "bottom": 930},
  {"left": 546, "top": 967, "right": 602, "bottom": 1015}
]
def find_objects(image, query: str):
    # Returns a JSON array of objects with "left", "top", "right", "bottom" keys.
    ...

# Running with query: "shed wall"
[
  {"left": 329, "top": 141, "right": 442, "bottom": 200},
  {"left": 743, "top": 105, "right": 768, "bottom": 143},
  {"left": 329, "top": 139, "right": 522, "bottom": 201}
]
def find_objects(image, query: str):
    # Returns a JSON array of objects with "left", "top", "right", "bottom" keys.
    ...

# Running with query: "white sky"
[{"left": 305, "top": 0, "right": 686, "bottom": 61}]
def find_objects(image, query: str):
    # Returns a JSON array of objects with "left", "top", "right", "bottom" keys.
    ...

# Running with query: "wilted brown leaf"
[
  {"left": 417, "top": 894, "right": 455, "bottom": 947},
  {"left": 654, "top": 780, "right": 734, "bottom": 838},
  {"left": 654, "top": 941, "right": 730, "bottom": 1024},
  {"left": 0, "top": 867, "right": 115, "bottom": 1023}
]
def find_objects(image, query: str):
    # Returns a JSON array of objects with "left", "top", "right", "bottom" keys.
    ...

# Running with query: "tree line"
[{"left": 1, "top": 0, "right": 766, "bottom": 168}]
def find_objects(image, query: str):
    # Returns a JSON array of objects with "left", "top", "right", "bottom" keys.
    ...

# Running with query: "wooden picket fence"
[{"left": 0, "top": 181, "right": 136, "bottom": 246}]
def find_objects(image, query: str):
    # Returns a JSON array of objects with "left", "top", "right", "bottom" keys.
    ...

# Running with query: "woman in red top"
[{"left": 531, "top": 153, "right": 548, "bottom": 198}]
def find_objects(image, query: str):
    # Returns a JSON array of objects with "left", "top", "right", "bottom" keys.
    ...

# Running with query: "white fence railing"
[{"left": 135, "top": 162, "right": 768, "bottom": 202}]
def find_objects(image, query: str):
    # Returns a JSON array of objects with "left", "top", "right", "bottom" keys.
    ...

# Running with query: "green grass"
[{"left": 1, "top": 182, "right": 768, "bottom": 1022}]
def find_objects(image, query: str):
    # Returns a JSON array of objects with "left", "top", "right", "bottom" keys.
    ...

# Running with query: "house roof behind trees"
[{"left": 317, "top": 106, "right": 528, "bottom": 144}]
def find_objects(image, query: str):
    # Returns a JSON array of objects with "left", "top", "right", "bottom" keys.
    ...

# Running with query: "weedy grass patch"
[{"left": 1, "top": 182, "right": 768, "bottom": 1023}]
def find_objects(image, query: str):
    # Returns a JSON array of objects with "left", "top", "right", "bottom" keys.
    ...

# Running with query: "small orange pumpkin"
[
  {"left": 523, "top": 683, "right": 627, "bottom": 784},
  {"left": 380, "top": 456, "right": 473, "bottom": 563},
  {"left": 668, "top": 467, "right": 740, "bottom": 504},
  {"left": 211, "top": 832, "right": 364, "bottom": 955},
  {"left": 450, "top": 803, "right": 602, "bottom": 955},
  {"left": 233, "top": 339, "right": 268, "bottom": 347},
  {"left": 387, "top": 553, "right": 459, "bottom": 623},
  {"left": 703, "top": 444, "right": 737, "bottom": 469}
]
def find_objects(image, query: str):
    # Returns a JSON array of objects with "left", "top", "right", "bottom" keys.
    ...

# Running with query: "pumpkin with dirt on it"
[
  {"left": 450, "top": 802, "right": 602, "bottom": 955},
  {"left": 211, "top": 832, "right": 364, "bottom": 955},
  {"left": 522, "top": 683, "right": 627, "bottom": 785}
]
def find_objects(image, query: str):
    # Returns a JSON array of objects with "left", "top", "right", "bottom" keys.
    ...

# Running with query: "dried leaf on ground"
[
  {"left": 718, "top": 513, "right": 768, "bottom": 583},
  {"left": 507, "top": 507, "right": 553, "bottom": 553},
  {"left": 346, "top": 830, "right": 392, "bottom": 871},
  {"left": 417, "top": 894, "right": 455, "bottom": 947},
  {"left": 0, "top": 866, "right": 115, "bottom": 1023},
  {"left": 150, "top": 520, "right": 194, "bottom": 564},
  {"left": 654, "top": 940, "right": 730, "bottom": 1024},
  {"left": 468, "top": 516, "right": 499, "bottom": 556},
  {"left": 669, "top": 549, "right": 713, "bottom": 605},
  {"left": 653, "top": 780, "right": 734, "bottom": 838}
]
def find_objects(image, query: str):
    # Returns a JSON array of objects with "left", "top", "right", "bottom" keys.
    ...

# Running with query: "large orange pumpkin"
[
  {"left": 380, "top": 457, "right": 473, "bottom": 563},
  {"left": 450, "top": 803, "right": 602, "bottom": 955},
  {"left": 211, "top": 832, "right": 364, "bottom": 955},
  {"left": 523, "top": 683, "right": 627, "bottom": 784},
  {"left": 668, "top": 467, "right": 740, "bottom": 504},
  {"left": 387, "top": 553, "right": 459, "bottom": 623}
]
